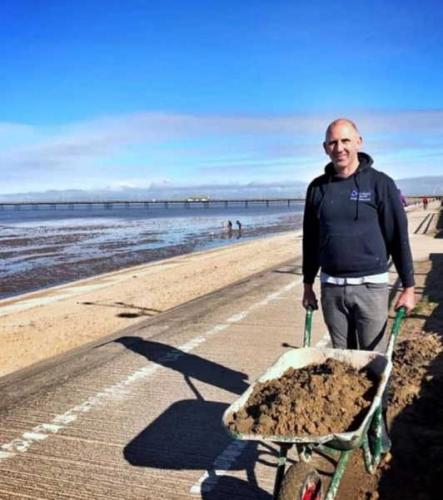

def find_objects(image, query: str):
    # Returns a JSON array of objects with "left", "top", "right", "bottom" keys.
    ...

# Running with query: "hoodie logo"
[{"left": 350, "top": 190, "right": 371, "bottom": 202}]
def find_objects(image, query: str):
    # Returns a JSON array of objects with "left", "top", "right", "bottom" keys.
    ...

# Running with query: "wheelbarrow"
[{"left": 222, "top": 307, "right": 406, "bottom": 499}]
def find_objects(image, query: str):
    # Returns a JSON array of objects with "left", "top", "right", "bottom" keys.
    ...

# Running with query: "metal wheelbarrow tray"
[
  {"left": 222, "top": 308, "right": 405, "bottom": 500},
  {"left": 223, "top": 346, "right": 391, "bottom": 451}
]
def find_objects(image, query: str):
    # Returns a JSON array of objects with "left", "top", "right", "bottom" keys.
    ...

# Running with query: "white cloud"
[{"left": 0, "top": 109, "right": 442, "bottom": 194}]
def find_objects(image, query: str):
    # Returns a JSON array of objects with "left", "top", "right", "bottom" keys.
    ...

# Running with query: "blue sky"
[{"left": 1, "top": 0, "right": 443, "bottom": 195}]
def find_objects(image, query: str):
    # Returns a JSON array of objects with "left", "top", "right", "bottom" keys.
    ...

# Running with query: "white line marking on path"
[
  {"left": 190, "top": 440, "right": 249, "bottom": 494},
  {"left": 0, "top": 277, "right": 302, "bottom": 463}
]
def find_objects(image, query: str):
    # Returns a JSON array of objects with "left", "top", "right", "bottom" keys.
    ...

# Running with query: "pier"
[
  {"left": 0, "top": 198, "right": 305, "bottom": 211},
  {"left": 0, "top": 196, "right": 439, "bottom": 211}
]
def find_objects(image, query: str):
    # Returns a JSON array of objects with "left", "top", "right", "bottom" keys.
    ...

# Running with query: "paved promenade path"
[{"left": 0, "top": 201, "right": 440, "bottom": 499}]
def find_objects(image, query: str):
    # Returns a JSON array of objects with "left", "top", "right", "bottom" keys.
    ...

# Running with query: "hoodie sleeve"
[
  {"left": 302, "top": 182, "right": 320, "bottom": 284},
  {"left": 378, "top": 176, "right": 415, "bottom": 288}
]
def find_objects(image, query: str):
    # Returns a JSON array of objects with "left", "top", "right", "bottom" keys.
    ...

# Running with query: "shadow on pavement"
[
  {"left": 200, "top": 475, "right": 270, "bottom": 499},
  {"left": 118, "top": 336, "right": 276, "bottom": 497},
  {"left": 377, "top": 249, "right": 443, "bottom": 499},
  {"left": 124, "top": 400, "right": 274, "bottom": 497},
  {"left": 115, "top": 336, "right": 248, "bottom": 395},
  {"left": 125, "top": 399, "right": 234, "bottom": 469}
]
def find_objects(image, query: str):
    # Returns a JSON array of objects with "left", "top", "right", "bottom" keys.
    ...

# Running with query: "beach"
[
  {"left": 1, "top": 201, "right": 439, "bottom": 379},
  {"left": 0, "top": 204, "right": 303, "bottom": 299},
  {"left": 0, "top": 231, "right": 301, "bottom": 377}
]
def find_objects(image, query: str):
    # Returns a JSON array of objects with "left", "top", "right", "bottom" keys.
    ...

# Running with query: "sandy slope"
[{"left": 0, "top": 232, "right": 301, "bottom": 377}]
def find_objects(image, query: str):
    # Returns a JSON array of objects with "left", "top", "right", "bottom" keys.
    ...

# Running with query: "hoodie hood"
[
  {"left": 324, "top": 152, "right": 374, "bottom": 176},
  {"left": 320, "top": 152, "right": 374, "bottom": 221}
]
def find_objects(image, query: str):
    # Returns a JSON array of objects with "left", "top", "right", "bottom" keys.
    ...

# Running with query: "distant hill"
[
  {"left": 0, "top": 182, "right": 308, "bottom": 202},
  {"left": 0, "top": 176, "right": 441, "bottom": 203},
  {"left": 395, "top": 176, "right": 443, "bottom": 196}
]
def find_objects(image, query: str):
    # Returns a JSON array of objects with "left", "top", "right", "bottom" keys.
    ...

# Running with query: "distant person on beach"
[
  {"left": 235, "top": 220, "right": 242, "bottom": 239},
  {"left": 223, "top": 220, "right": 233, "bottom": 238},
  {"left": 422, "top": 196, "right": 428, "bottom": 210},
  {"left": 302, "top": 118, "right": 416, "bottom": 452}
]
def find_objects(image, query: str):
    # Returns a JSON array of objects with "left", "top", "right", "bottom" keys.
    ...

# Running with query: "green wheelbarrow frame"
[{"left": 223, "top": 307, "right": 406, "bottom": 499}]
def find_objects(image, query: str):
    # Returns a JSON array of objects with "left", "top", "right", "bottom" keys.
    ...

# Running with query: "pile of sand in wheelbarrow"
[{"left": 227, "top": 358, "right": 378, "bottom": 436}]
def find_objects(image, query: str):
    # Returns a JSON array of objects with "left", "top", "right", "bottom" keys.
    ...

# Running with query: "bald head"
[
  {"left": 323, "top": 118, "right": 362, "bottom": 176},
  {"left": 325, "top": 118, "right": 360, "bottom": 142}
]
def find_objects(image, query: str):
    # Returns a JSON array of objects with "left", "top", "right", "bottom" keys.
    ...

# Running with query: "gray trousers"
[{"left": 321, "top": 282, "right": 389, "bottom": 353}]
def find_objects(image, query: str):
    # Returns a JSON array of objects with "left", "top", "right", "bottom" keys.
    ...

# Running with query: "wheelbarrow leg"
[
  {"left": 324, "top": 450, "right": 351, "bottom": 500},
  {"left": 273, "top": 443, "right": 292, "bottom": 499}
]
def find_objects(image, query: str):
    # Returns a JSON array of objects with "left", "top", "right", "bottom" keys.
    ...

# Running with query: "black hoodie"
[{"left": 302, "top": 152, "right": 414, "bottom": 287}]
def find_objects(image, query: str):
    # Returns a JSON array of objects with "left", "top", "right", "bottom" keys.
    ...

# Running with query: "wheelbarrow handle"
[
  {"left": 303, "top": 306, "right": 314, "bottom": 347},
  {"left": 303, "top": 306, "right": 406, "bottom": 353},
  {"left": 386, "top": 306, "right": 407, "bottom": 360}
]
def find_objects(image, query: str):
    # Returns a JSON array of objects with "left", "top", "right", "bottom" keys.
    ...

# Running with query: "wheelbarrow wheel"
[{"left": 277, "top": 462, "right": 323, "bottom": 500}]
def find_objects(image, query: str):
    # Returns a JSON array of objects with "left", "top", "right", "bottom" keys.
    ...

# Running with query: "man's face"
[{"left": 323, "top": 122, "right": 362, "bottom": 172}]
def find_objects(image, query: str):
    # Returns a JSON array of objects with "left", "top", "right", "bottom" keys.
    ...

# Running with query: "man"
[
  {"left": 302, "top": 118, "right": 416, "bottom": 452},
  {"left": 302, "top": 118, "right": 415, "bottom": 352}
]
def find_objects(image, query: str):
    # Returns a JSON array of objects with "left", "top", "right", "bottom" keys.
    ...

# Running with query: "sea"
[{"left": 0, "top": 202, "right": 304, "bottom": 300}]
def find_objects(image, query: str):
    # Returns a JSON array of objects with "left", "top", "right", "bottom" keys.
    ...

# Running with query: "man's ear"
[
  {"left": 322, "top": 141, "right": 328, "bottom": 154},
  {"left": 357, "top": 135, "right": 363, "bottom": 148}
]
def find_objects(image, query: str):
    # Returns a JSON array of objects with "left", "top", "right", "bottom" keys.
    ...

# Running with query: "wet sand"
[
  {"left": 0, "top": 231, "right": 301, "bottom": 377},
  {"left": 0, "top": 217, "right": 300, "bottom": 300}
]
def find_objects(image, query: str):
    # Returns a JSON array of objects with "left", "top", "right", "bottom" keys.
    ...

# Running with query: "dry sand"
[{"left": 0, "top": 232, "right": 301, "bottom": 377}]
